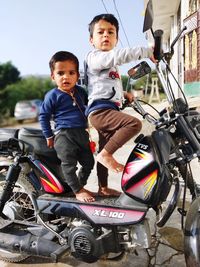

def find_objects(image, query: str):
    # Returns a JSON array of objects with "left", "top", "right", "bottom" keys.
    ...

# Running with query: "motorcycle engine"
[
  {"left": 68, "top": 219, "right": 151, "bottom": 262},
  {"left": 69, "top": 223, "right": 102, "bottom": 263}
]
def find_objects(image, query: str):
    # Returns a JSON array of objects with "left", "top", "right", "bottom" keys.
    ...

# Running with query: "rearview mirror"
[{"left": 128, "top": 61, "right": 151, "bottom": 80}]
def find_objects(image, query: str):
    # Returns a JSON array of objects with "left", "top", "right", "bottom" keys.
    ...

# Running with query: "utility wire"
[
  {"left": 101, "top": 0, "right": 124, "bottom": 47},
  {"left": 112, "top": 0, "right": 132, "bottom": 92},
  {"left": 113, "top": 0, "right": 131, "bottom": 47},
  {"left": 101, "top": 0, "right": 131, "bottom": 93},
  {"left": 101, "top": 0, "right": 109, "bottom": 13}
]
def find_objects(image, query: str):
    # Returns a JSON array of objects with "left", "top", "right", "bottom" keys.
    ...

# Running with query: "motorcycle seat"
[{"left": 18, "top": 127, "right": 58, "bottom": 158}]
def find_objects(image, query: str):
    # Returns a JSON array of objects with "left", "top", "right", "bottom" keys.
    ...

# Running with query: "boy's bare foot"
[
  {"left": 98, "top": 186, "right": 121, "bottom": 197},
  {"left": 96, "top": 149, "right": 124, "bottom": 173},
  {"left": 75, "top": 188, "right": 95, "bottom": 202}
]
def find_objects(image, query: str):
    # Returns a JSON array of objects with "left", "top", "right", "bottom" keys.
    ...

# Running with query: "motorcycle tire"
[
  {"left": 184, "top": 197, "right": 200, "bottom": 267},
  {"left": 0, "top": 167, "right": 38, "bottom": 263}
]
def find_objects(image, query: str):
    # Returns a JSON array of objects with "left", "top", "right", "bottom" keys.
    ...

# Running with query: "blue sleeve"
[{"left": 39, "top": 90, "right": 55, "bottom": 138}]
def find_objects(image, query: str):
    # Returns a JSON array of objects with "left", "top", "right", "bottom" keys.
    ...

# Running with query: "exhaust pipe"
[{"left": 0, "top": 230, "right": 63, "bottom": 258}]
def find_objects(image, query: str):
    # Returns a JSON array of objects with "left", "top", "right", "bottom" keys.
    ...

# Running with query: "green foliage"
[
  {"left": 1, "top": 76, "right": 53, "bottom": 116},
  {"left": 0, "top": 61, "right": 21, "bottom": 123},
  {"left": 133, "top": 75, "right": 147, "bottom": 90},
  {"left": 132, "top": 70, "right": 163, "bottom": 93},
  {"left": 121, "top": 75, "right": 131, "bottom": 91},
  {"left": 0, "top": 61, "right": 21, "bottom": 90},
  {"left": 0, "top": 61, "right": 55, "bottom": 124}
]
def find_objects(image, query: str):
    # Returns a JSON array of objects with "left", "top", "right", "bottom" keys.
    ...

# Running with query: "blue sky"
[{"left": 0, "top": 0, "right": 148, "bottom": 77}]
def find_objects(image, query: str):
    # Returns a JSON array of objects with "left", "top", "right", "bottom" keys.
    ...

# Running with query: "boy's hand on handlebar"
[
  {"left": 149, "top": 47, "right": 158, "bottom": 63},
  {"left": 124, "top": 91, "right": 134, "bottom": 103},
  {"left": 150, "top": 54, "right": 158, "bottom": 64},
  {"left": 47, "top": 137, "right": 54, "bottom": 148}
]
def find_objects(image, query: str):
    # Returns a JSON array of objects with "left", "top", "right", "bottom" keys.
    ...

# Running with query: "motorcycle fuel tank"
[{"left": 122, "top": 136, "right": 160, "bottom": 203}]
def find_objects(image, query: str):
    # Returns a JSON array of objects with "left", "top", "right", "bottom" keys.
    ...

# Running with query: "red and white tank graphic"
[{"left": 122, "top": 138, "right": 160, "bottom": 202}]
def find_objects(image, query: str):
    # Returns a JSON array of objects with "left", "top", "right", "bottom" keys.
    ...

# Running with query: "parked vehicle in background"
[{"left": 14, "top": 99, "right": 42, "bottom": 123}]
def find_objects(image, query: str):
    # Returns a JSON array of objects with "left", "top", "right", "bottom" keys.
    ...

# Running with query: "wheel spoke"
[{"left": 0, "top": 170, "right": 36, "bottom": 262}]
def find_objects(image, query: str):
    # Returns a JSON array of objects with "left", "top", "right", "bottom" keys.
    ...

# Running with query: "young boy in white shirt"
[{"left": 85, "top": 13, "right": 156, "bottom": 197}]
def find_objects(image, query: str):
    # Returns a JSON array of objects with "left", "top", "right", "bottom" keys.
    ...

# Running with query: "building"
[
  {"left": 77, "top": 70, "right": 86, "bottom": 88},
  {"left": 144, "top": 0, "right": 200, "bottom": 97},
  {"left": 183, "top": 0, "right": 200, "bottom": 96}
]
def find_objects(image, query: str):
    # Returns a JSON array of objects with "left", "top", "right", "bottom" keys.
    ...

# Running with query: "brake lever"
[
  {"left": 170, "top": 26, "right": 187, "bottom": 50},
  {"left": 163, "top": 26, "right": 187, "bottom": 64}
]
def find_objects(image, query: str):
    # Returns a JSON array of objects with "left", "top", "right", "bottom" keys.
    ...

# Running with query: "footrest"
[{"left": 51, "top": 244, "right": 70, "bottom": 262}]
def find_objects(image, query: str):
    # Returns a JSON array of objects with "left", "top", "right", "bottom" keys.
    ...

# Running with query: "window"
[{"left": 189, "top": 0, "right": 198, "bottom": 14}]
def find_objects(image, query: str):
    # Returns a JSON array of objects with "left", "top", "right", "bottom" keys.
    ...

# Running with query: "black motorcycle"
[{"left": 0, "top": 1, "right": 200, "bottom": 266}]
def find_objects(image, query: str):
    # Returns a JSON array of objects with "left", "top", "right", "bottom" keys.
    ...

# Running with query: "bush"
[{"left": 0, "top": 76, "right": 53, "bottom": 117}]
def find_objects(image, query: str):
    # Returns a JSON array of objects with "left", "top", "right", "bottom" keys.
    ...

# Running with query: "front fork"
[{"left": 0, "top": 162, "right": 21, "bottom": 214}]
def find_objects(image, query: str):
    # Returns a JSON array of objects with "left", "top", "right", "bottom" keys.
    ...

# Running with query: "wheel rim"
[
  {"left": 0, "top": 169, "right": 36, "bottom": 262},
  {"left": 0, "top": 180, "right": 36, "bottom": 222}
]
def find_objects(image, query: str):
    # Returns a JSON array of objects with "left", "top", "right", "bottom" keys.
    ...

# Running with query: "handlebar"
[
  {"left": 122, "top": 98, "right": 177, "bottom": 129},
  {"left": 154, "top": 26, "right": 187, "bottom": 63},
  {"left": 122, "top": 99, "right": 158, "bottom": 125},
  {"left": 170, "top": 26, "right": 187, "bottom": 52},
  {"left": 0, "top": 138, "right": 19, "bottom": 151},
  {"left": 0, "top": 137, "right": 32, "bottom": 157},
  {"left": 153, "top": 30, "right": 163, "bottom": 60},
  {"left": 132, "top": 100, "right": 158, "bottom": 124}
]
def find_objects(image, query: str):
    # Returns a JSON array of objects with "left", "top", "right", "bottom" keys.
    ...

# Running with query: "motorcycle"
[{"left": 0, "top": 1, "right": 200, "bottom": 266}]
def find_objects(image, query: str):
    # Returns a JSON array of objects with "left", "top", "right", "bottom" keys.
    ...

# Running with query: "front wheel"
[
  {"left": 184, "top": 197, "right": 200, "bottom": 267},
  {"left": 0, "top": 168, "right": 38, "bottom": 263}
]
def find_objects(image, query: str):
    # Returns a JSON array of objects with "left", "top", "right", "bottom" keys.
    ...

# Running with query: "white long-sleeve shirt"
[{"left": 86, "top": 46, "right": 153, "bottom": 106}]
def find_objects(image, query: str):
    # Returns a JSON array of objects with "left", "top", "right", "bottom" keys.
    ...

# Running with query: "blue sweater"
[{"left": 39, "top": 85, "right": 88, "bottom": 139}]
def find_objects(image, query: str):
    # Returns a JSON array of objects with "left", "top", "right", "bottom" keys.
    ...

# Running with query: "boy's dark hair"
[
  {"left": 88, "top": 14, "right": 119, "bottom": 38},
  {"left": 49, "top": 51, "right": 79, "bottom": 73}
]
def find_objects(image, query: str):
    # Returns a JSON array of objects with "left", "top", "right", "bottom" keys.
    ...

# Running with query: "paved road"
[{"left": 1, "top": 101, "right": 200, "bottom": 267}]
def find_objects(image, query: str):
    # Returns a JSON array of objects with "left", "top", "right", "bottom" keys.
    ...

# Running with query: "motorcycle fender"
[{"left": 184, "top": 197, "right": 200, "bottom": 267}]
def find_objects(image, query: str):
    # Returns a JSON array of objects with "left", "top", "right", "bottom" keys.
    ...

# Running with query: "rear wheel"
[{"left": 0, "top": 168, "right": 38, "bottom": 262}]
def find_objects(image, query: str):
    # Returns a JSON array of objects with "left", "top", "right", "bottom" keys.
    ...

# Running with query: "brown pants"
[{"left": 89, "top": 108, "right": 142, "bottom": 187}]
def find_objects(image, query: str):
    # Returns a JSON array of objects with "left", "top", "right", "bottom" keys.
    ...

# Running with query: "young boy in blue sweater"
[{"left": 39, "top": 51, "right": 95, "bottom": 202}]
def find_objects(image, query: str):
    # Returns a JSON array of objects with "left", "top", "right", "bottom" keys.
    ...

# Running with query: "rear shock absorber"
[{"left": 0, "top": 162, "right": 21, "bottom": 214}]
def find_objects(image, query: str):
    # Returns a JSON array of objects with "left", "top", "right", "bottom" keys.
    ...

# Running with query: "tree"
[
  {"left": 0, "top": 61, "right": 21, "bottom": 90},
  {"left": 133, "top": 70, "right": 163, "bottom": 94},
  {"left": 0, "top": 62, "right": 21, "bottom": 123},
  {"left": 2, "top": 76, "right": 53, "bottom": 116},
  {"left": 133, "top": 75, "right": 148, "bottom": 90},
  {"left": 121, "top": 75, "right": 132, "bottom": 91}
]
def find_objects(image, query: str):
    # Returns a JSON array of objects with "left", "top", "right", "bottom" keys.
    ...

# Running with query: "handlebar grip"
[{"left": 153, "top": 30, "right": 163, "bottom": 60}]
